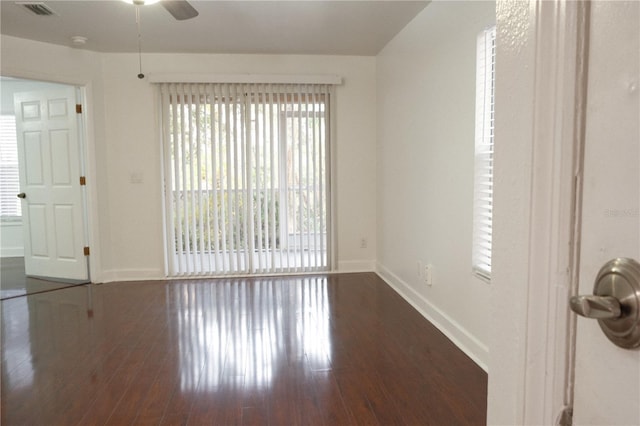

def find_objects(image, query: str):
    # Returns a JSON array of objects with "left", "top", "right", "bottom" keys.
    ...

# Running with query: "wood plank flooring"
[
  {"left": 1, "top": 273, "right": 487, "bottom": 425},
  {"left": 0, "top": 257, "right": 86, "bottom": 300}
]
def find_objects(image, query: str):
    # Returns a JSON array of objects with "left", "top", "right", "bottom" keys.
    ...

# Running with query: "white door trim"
[{"left": 489, "top": 0, "right": 589, "bottom": 424}]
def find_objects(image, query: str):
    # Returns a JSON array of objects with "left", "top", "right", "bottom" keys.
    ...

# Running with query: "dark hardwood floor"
[
  {"left": 0, "top": 257, "right": 86, "bottom": 300},
  {"left": 1, "top": 273, "right": 487, "bottom": 425}
]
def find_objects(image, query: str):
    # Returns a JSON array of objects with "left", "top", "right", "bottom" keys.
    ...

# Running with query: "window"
[
  {"left": 472, "top": 26, "right": 496, "bottom": 280},
  {"left": 0, "top": 115, "right": 21, "bottom": 219},
  {"left": 159, "top": 83, "right": 333, "bottom": 276}
]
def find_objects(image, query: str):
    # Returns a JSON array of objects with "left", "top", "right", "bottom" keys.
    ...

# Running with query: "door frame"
[
  {"left": 488, "top": 0, "right": 589, "bottom": 424},
  {"left": 1, "top": 71, "right": 101, "bottom": 284}
]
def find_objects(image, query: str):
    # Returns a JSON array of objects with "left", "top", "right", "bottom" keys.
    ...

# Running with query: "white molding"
[
  {"left": 0, "top": 221, "right": 24, "bottom": 257},
  {"left": 97, "top": 268, "right": 164, "bottom": 283},
  {"left": 337, "top": 260, "right": 375, "bottom": 273},
  {"left": 97, "top": 270, "right": 118, "bottom": 284},
  {"left": 0, "top": 66, "right": 91, "bottom": 86},
  {"left": 148, "top": 73, "right": 343, "bottom": 85},
  {"left": 376, "top": 262, "right": 488, "bottom": 371},
  {"left": 489, "top": 1, "right": 588, "bottom": 424},
  {"left": 78, "top": 83, "right": 103, "bottom": 286},
  {"left": 521, "top": 1, "right": 587, "bottom": 423},
  {"left": 0, "top": 248, "right": 24, "bottom": 258}
]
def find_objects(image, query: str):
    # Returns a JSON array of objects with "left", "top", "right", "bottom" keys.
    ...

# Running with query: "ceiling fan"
[
  {"left": 126, "top": 0, "right": 199, "bottom": 21},
  {"left": 124, "top": 0, "right": 199, "bottom": 79}
]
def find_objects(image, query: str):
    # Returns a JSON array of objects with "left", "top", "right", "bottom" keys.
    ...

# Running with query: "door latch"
[{"left": 570, "top": 258, "right": 640, "bottom": 349}]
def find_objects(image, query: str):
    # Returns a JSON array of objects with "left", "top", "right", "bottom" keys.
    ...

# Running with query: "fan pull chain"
[{"left": 136, "top": 6, "right": 144, "bottom": 79}]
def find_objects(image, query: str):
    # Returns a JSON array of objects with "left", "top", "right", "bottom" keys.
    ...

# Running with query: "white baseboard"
[
  {"left": 97, "top": 269, "right": 164, "bottom": 284},
  {"left": 376, "top": 262, "right": 488, "bottom": 371},
  {"left": 337, "top": 260, "right": 375, "bottom": 273},
  {"left": 0, "top": 248, "right": 24, "bottom": 258}
]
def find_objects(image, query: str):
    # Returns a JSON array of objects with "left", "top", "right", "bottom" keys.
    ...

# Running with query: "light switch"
[{"left": 130, "top": 172, "right": 144, "bottom": 184}]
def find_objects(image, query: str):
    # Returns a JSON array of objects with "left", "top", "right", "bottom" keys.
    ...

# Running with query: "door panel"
[
  {"left": 572, "top": 1, "right": 639, "bottom": 424},
  {"left": 50, "top": 130, "right": 72, "bottom": 184},
  {"left": 47, "top": 98, "right": 69, "bottom": 118},
  {"left": 28, "top": 204, "right": 48, "bottom": 257},
  {"left": 14, "top": 88, "right": 88, "bottom": 282},
  {"left": 20, "top": 101, "right": 40, "bottom": 120},
  {"left": 23, "top": 132, "right": 44, "bottom": 184},
  {"left": 54, "top": 205, "right": 76, "bottom": 259}
]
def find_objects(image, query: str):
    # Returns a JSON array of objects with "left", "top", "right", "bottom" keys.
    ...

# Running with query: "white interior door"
[
  {"left": 572, "top": 1, "right": 639, "bottom": 424},
  {"left": 14, "top": 87, "right": 88, "bottom": 282}
]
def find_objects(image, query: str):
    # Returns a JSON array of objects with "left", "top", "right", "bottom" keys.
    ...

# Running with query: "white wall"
[
  {"left": 99, "top": 53, "right": 377, "bottom": 280},
  {"left": 376, "top": 1, "right": 495, "bottom": 368},
  {"left": 1, "top": 35, "right": 114, "bottom": 281},
  {"left": 1, "top": 35, "right": 377, "bottom": 281},
  {"left": 0, "top": 222, "right": 23, "bottom": 257}
]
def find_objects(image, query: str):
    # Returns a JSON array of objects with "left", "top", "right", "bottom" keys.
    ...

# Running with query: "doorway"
[{"left": 0, "top": 76, "right": 89, "bottom": 299}]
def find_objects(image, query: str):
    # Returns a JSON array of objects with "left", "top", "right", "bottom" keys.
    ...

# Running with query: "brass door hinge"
[
  {"left": 83, "top": 246, "right": 90, "bottom": 256},
  {"left": 80, "top": 176, "right": 86, "bottom": 186},
  {"left": 557, "top": 406, "right": 572, "bottom": 426},
  {"left": 76, "top": 104, "right": 83, "bottom": 114}
]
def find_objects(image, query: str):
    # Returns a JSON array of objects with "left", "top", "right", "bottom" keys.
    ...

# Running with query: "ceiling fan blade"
[{"left": 161, "top": 0, "right": 199, "bottom": 20}]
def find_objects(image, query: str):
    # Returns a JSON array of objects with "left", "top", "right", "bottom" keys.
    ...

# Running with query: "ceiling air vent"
[{"left": 16, "top": 2, "right": 56, "bottom": 16}]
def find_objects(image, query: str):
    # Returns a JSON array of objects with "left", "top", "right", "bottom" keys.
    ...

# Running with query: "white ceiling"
[{"left": 0, "top": 0, "right": 429, "bottom": 55}]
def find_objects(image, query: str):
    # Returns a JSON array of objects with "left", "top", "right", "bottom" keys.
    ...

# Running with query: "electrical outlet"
[
  {"left": 360, "top": 238, "right": 367, "bottom": 249},
  {"left": 424, "top": 264, "right": 433, "bottom": 286}
]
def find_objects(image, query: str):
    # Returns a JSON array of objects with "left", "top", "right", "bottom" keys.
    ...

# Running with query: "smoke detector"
[{"left": 71, "top": 36, "right": 88, "bottom": 47}]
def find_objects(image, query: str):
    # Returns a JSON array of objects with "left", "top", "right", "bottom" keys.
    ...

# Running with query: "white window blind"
[
  {"left": 472, "top": 26, "right": 496, "bottom": 280},
  {"left": 159, "top": 82, "right": 333, "bottom": 276},
  {"left": 0, "top": 115, "right": 21, "bottom": 218}
]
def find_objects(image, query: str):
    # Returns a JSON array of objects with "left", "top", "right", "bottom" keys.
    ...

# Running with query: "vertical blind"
[
  {"left": 472, "top": 26, "right": 496, "bottom": 280},
  {"left": 159, "top": 82, "right": 333, "bottom": 277}
]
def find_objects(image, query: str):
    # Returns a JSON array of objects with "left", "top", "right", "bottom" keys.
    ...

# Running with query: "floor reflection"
[
  {"left": 0, "top": 257, "right": 88, "bottom": 300},
  {"left": 168, "top": 276, "right": 331, "bottom": 393},
  {"left": 1, "top": 282, "right": 94, "bottom": 426},
  {"left": 1, "top": 273, "right": 488, "bottom": 425},
  {"left": 1, "top": 296, "right": 35, "bottom": 390}
]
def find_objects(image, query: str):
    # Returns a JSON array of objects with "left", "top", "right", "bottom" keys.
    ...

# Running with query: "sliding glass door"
[{"left": 159, "top": 83, "right": 332, "bottom": 276}]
